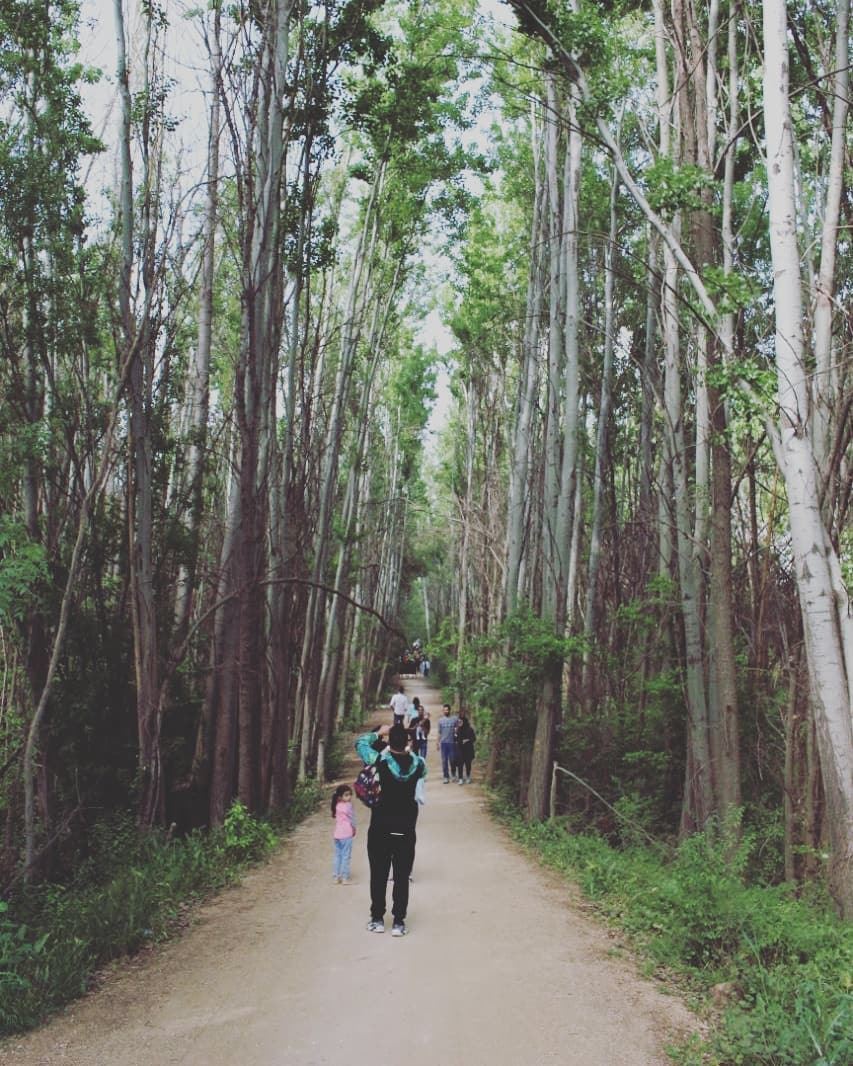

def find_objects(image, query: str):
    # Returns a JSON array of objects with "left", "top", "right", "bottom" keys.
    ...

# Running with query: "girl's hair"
[{"left": 331, "top": 784, "right": 352, "bottom": 816}]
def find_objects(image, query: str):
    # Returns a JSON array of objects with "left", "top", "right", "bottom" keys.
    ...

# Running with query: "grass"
[
  {"left": 0, "top": 784, "right": 322, "bottom": 1036},
  {"left": 494, "top": 803, "right": 852, "bottom": 1066}
]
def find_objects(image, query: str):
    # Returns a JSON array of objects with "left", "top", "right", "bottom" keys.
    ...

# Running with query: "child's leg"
[{"left": 341, "top": 837, "right": 353, "bottom": 881}]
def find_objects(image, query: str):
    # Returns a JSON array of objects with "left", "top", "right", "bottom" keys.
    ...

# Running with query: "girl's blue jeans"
[{"left": 333, "top": 837, "right": 353, "bottom": 880}]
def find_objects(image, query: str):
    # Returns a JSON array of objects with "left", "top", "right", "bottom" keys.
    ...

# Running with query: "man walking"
[
  {"left": 436, "top": 703, "right": 459, "bottom": 783},
  {"left": 356, "top": 723, "right": 426, "bottom": 937},
  {"left": 389, "top": 684, "right": 409, "bottom": 725}
]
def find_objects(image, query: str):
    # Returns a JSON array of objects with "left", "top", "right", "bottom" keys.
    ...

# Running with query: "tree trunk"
[
  {"left": 583, "top": 161, "right": 619, "bottom": 668},
  {"left": 505, "top": 108, "right": 544, "bottom": 614},
  {"left": 763, "top": 0, "right": 853, "bottom": 915},
  {"left": 173, "top": 4, "right": 221, "bottom": 640}
]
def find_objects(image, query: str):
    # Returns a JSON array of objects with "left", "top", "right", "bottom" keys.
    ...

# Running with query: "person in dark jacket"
[
  {"left": 455, "top": 711, "right": 476, "bottom": 784},
  {"left": 355, "top": 723, "right": 426, "bottom": 937},
  {"left": 413, "top": 708, "right": 430, "bottom": 758}
]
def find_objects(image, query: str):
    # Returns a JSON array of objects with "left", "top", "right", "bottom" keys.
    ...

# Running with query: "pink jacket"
[{"left": 334, "top": 800, "right": 356, "bottom": 839}]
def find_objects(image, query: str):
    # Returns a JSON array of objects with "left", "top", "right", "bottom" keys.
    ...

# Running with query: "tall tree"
[{"left": 762, "top": 0, "right": 853, "bottom": 915}]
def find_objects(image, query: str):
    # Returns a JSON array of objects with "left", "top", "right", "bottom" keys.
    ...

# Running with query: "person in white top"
[{"left": 389, "top": 686, "right": 408, "bottom": 725}]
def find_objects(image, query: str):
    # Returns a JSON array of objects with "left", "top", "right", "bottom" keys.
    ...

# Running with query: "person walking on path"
[
  {"left": 389, "top": 685, "right": 409, "bottom": 725},
  {"left": 437, "top": 703, "right": 459, "bottom": 783},
  {"left": 355, "top": 723, "right": 427, "bottom": 936},
  {"left": 411, "top": 706, "right": 430, "bottom": 758},
  {"left": 330, "top": 785, "right": 356, "bottom": 884},
  {"left": 455, "top": 712, "right": 476, "bottom": 784},
  {"left": 407, "top": 700, "right": 421, "bottom": 751}
]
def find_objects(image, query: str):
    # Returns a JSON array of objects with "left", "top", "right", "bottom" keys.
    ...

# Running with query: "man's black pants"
[{"left": 367, "top": 824, "right": 416, "bottom": 922}]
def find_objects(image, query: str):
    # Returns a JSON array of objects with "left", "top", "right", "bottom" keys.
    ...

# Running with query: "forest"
[{"left": 0, "top": 0, "right": 851, "bottom": 1050}]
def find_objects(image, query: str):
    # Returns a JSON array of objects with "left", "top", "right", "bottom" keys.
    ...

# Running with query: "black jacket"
[{"left": 363, "top": 736, "right": 426, "bottom": 833}]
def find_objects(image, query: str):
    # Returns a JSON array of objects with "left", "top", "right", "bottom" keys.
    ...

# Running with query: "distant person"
[
  {"left": 407, "top": 699, "right": 421, "bottom": 748},
  {"left": 407, "top": 701, "right": 429, "bottom": 758},
  {"left": 356, "top": 723, "right": 427, "bottom": 936},
  {"left": 436, "top": 703, "right": 459, "bottom": 783},
  {"left": 331, "top": 784, "right": 356, "bottom": 884},
  {"left": 421, "top": 656, "right": 430, "bottom": 678},
  {"left": 414, "top": 708, "right": 430, "bottom": 758},
  {"left": 389, "top": 685, "right": 408, "bottom": 725},
  {"left": 455, "top": 711, "right": 476, "bottom": 784}
]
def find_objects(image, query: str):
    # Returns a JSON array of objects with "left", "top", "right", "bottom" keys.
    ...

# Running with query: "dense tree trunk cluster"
[
  {"left": 432, "top": 0, "right": 851, "bottom": 914},
  {"left": 0, "top": 0, "right": 850, "bottom": 917},
  {"left": 0, "top": 0, "right": 475, "bottom": 885}
]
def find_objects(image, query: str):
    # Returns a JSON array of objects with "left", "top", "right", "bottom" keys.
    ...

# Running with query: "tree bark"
[{"left": 763, "top": 0, "right": 853, "bottom": 915}]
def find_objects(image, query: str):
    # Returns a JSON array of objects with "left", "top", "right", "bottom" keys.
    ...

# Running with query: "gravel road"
[{"left": 2, "top": 678, "right": 696, "bottom": 1065}]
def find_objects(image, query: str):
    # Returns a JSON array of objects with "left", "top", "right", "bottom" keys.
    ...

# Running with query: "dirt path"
[{"left": 3, "top": 677, "right": 696, "bottom": 1065}]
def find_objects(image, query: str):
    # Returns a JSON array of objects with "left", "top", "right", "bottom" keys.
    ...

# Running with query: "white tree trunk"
[
  {"left": 811, "top": 0, "right": 850, "bottom": 473},
  {"left": 505, "top": 104, "right": 545, "bottom": 615},
  {"left": 584, "top": 163, "right": 619, "bottom": 652},
  {"left": 763, "top": 0, "right": 853, "bottom": 916},
  {"left": 173, "top": 4, "right": 221, "bottom": 636}
]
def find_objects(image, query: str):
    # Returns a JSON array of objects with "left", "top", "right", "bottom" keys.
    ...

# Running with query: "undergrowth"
[
  {"left": 496, "top": 804, "right": 852, "bottom": 1066},
  {"left": 0, "top": 783, "right": 322, "bottom": 1036}
]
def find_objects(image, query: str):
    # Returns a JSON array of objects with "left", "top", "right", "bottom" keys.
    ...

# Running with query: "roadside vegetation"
[
  {"left": 429, "top": 614, "right": 852, "bottom": 1066},
  {"left": 0, "top": 788, "right": 320, "bottom": 1036},
  {"left": 502, "top": 808, "right": 852, "bottom": 1066}
]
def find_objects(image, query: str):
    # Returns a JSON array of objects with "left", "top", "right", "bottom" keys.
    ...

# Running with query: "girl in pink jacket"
[{"left": 331, "top": 785, "right": 356, "bottom": 884}]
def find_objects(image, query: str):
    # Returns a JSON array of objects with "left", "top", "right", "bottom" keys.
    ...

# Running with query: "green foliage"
[
  {"left": 0, "top": 517, "right": 47, "bottom": 622},
  {"left": 706, "top": 356, "right": 777, "bottom": 438},
  {"left": 0, "top": 901, "right": 49, "bottom": 1008},
  {"left": 643, "top": 158, "right": 715, "bottom": 218},
  {"left": 0, "top": 0, "right": 102, "bottom": 243},
  {"left": 429, "top": 608, "right": 586, "bottom": 794},
  {"left": 0, "top": 800, "right": 294, "bottom": 1035},
  {"left": 840, "top": 527, "right": 853, "bottom": 595},
  {"left": 271, "top": 781, "right": 324, "bottom": 831},
  {"left": 501, "top": 810, "right": 853, "bottom": 1066},
  {"left": 220, "top": 801, "right": 277, "bottom": 863},
  {"left": 554, "top": 4, "right": 605, "bottom": 63},
  {"left": 703, "top": 266, "right": 762, "bottom": 316}
]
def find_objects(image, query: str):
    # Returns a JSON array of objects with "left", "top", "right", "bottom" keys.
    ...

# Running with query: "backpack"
[{"left": 354, "top": 760, "right": 382, "bottom": 807}]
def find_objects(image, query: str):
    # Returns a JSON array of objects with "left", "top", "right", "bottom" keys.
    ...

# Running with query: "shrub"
[
  {"left": 219, "top": 801, "right": 277, "bottom": 864},
  {"left": 0, "top": 799, "right": 296, "bottom": 1036},
  {"left": 500, "top": 803, "right": 852, "bottom": 1066}
]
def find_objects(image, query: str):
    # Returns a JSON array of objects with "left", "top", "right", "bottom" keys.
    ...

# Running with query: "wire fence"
[{"left": 548, "top": 761, "right": 668, "bottom": 853}]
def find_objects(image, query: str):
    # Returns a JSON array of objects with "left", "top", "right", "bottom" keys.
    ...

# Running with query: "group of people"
[
  {"left": 388, "top": 686, "right": 432, "bottom": 759},
  {"left": 331, "top": 683, "right": 476, "bottom": 937},
  {"left": 398, "top": 645, "right": 430, "bottom": 677},
  {"left": 435, "top": 703, "right": 476, "bottom": 785}
]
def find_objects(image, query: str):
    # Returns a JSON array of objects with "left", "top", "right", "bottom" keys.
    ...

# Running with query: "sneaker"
[
  {"left": 457, "top": 778, "right": 464, "bottom": 785},
  {"left": 333, "top": 876, "right": 341, "bottom": 883},
  {"left": 443, "top": 777, "right": 449, "bottom": 784},
  {"left": 391, "top": 921, "right": 407, "bottom": 937},
  {"left": 366, "top": 919, "right": 384, "bottom": 933}
]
